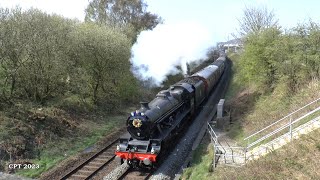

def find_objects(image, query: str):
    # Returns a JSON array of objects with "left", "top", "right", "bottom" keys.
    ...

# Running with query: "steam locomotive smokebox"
[{"left": 216, "top": 99, "right": 230, "bottom": 129}]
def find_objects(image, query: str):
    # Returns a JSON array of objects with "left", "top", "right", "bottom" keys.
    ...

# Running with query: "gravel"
[
  {"left": 0, "top": 172, "right": 33, "bottom": 180},
  {"left": 103, "top": 161, "right": 130, "bottom": 180}
]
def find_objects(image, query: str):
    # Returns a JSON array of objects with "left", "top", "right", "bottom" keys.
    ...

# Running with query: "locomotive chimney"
[{"left": 140, "top": 102, "right": 150, "bottom": 110}]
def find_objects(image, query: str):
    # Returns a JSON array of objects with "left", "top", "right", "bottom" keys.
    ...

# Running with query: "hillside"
[
  {"left": 213, "top": 128, "right": 320, "bottom": 179},
  {"left": 181, "top": 51, "right": 320, "bottom": 179},
  {"left": 0, "top": 9, "right": 218, "bottom": 177},
  {"left": 183, "top": 128, "right": 320, "bottom": 179}
]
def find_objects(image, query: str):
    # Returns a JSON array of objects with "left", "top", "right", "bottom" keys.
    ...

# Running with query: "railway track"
[
  {"left": 118, "top": 168, "right": 153, "bottom": 180},
  {"left": 60, "top": 139, "right": 118, "bottom": 180}
]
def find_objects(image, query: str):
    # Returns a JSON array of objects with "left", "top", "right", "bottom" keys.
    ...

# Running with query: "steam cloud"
[{"left": 131, "top": 21, "right": 214, "bottom": 86}]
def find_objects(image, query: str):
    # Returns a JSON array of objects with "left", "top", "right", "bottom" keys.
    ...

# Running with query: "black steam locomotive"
[{"left": 115, "top": 55, "right": 227, "bottom": 167}]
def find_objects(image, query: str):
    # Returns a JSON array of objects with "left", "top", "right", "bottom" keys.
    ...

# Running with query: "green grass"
[
  {"left": 316, "top": 143, "right": 320, "bottom": 151},
  {"left": 181, "top": 144, "right": 214, "bottom": 180},
  {"left": 16, "top": 115, "right": 125, "bottom": 178},
  {"left": 225, "top": 121, "right": 246, "bottom": 144},
  {"left": 224, "top": 53, "right": 243, "bottom": 101}
]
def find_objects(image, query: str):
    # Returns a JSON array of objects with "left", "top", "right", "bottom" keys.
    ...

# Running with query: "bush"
[
  {"left": 0, "top": 8, "right": 74, "bottom": 103},
  {"left": 239, "top": 22, "right": 320, "bottom": 94},
  {"left": 0, "top": 7, "right": 140, "bottom": 111}
]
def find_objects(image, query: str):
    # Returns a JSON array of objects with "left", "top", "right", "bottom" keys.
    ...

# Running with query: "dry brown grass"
[
  {"left": 244, "top": 79, "right": 320, "bottom": 134},
  {"left": 211, "top": 80, "right": 320, "bottom": 179},
  {"left": 213, "top": 128, "right": 320, "bottom": 180},
  {"left": 225, "top": 79, "right": 320, "bottom": 147}
]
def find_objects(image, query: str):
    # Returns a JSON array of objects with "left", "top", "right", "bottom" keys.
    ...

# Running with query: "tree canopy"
[
  {"left": 239, "top": 21, "right": 320, "bottom": 94},
  {"left": 0, "top": 7, "right": 140, "bottom": 110},
  {"left": 85, "top": 0, "right": 162, "bottom": 43}
]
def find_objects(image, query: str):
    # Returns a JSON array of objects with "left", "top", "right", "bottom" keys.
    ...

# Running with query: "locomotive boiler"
[{"left": 115, "top": 55, "right": 227, "bottom": 167}]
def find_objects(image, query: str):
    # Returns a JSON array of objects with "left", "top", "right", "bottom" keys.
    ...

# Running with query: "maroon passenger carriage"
[{"left": 115, "top": 55, "right": 226, "bottom": 168}]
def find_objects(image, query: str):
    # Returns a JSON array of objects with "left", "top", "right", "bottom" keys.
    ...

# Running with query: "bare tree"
[{"left": 237, "top": 6, "right": 279, "bottom": 37}]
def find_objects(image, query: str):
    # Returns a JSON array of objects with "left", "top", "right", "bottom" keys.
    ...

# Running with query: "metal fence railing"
[
  {"left": 208, "top": 122, "right": 246, "bottom": 169},
  {"left": 208, "top": 97, "right": 320, "bottom": 168},
  {"left": 244, "top": 97, "right": 320, "bottom": 149}
]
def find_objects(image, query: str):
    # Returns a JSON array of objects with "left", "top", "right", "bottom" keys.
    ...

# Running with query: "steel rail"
[
  {"left": 117, "top": 169, "right": 152, "bottom": 180},
  {"left": 60, "top": 139, "right": 118, "bottom": 180}
]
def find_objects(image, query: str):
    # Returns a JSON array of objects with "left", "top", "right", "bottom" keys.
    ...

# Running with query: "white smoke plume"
[{"left": 131, "top": 21, "right": 215, "bottom": 86}]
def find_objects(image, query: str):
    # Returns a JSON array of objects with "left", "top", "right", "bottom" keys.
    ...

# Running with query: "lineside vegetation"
[
  {"left": 182, "top": 6, "right": 320, "bottom": 179},
  {"left": 0, "top": 5, "right": 158, "bottom": 176}
]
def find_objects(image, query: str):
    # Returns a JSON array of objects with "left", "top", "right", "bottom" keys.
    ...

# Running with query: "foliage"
[
  {"left": 239, "top": 27, "right": 281, "bottom": 92},
  {"left": 239, "top": 21, "right": 320, "bottom": 94},
  {"left": 0, "top": 7, "right": 140, "bottom": 109},
  {"left": 181, "top": 43, "right": 320, "bottom": 180},
  {"left": 181, "top": 8, "right": 320, "bottom": 180},
  {"left": 0, "top": 5, "right": 147, "bottom": 177},
  {"left": 0, "top": 8, "right": 75, "bottom": 103},
  {"left": 238, "top": 7, "right": 320, "bottom": 94},
  {"left": 69, "top": 23, "right": 137, "bottom": 107},
  {"left": 85, "top": 0, "right": 162, "bottom": 43}
]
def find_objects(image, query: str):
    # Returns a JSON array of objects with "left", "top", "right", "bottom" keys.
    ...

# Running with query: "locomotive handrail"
[{"left": 244, "top": 97, "right": 320, "bottom": 141}]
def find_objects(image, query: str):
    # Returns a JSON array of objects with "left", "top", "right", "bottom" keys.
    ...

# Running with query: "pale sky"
[{"left": 0, "top": 0, "right": 319, "bottom": 43}]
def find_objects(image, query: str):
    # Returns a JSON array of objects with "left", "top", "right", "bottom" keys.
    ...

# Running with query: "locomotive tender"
[{"left": 115, "top": 55, "right": 227, "bottom": 167}]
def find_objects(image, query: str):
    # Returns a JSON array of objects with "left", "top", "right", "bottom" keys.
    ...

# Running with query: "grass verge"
[
  {"left": 213, "top": 128, "right": 320, "bottom": 179},
  {"left": 181, "top": 142, "right": 213, "bottom": 180},
  {"left": 16, "top": 115, "right": 125, "bottom": 178}
]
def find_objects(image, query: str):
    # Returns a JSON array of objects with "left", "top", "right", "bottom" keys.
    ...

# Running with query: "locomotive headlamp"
[
  {"left": 132, "top": 118, "right": 142, "bottom": 128},
  {"left": 116, "top": 145, "right": 120, "bottom": 151},
  {"left": 151, "top": 147, "right": 155, "bottom": 154}
]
